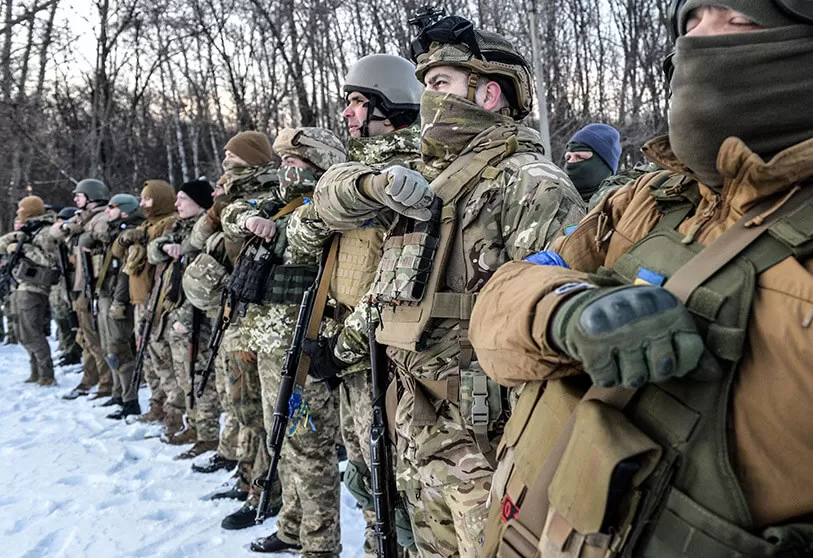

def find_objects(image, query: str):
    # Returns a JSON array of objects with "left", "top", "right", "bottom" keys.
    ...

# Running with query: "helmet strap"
[
  {"left": 361, "top": 95, "right": 387, "bottom": 137},
  {"left": 467, "top": 71, "right": 480, "bottom": 103}
]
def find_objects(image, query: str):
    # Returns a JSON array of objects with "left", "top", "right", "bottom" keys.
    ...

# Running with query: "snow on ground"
[{"left": 0, "top": 337, "right": 366, "bottom": 557}]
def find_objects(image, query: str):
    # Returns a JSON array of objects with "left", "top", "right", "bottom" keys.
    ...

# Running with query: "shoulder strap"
[
  {"left": 500, "top": 183, "right": 813, "bottom": 557},
  {"left": 270, "top": 194, "right": 312, "bottom": 221}
]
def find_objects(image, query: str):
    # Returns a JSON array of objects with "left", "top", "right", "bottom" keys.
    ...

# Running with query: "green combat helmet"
[
  {"left": 72, "top": 178, "right": 110, "bottom": 202},
  {"left": 412, "top": 15, "right": 534, "bottom": 120},
  {"left": 343, "top": 54, "right": 424, "bottom": 136},
  {"left": 272, "top": 127, "right": 347, "bottom": 172}
]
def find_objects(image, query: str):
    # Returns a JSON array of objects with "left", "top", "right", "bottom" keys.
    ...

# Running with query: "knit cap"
[
  {"left": 178, "top": 179, "right": 214, "bottom": 210},
  {"left": 17, "top": 196, "right": 45, "bottom": 222},
  {"left": 141, "top": 180, "right": 177, "bottom": 219},
  {"left": 224, "top": 131, "right": 274, "bottom": 165},
  {"left": 567, "top": 124, "right": 622, "bottom": 173}
]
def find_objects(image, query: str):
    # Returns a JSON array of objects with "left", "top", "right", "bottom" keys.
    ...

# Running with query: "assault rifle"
[
  {"left": 187, "top": 306, "right": 202, "bottom": 409},
  {"left": 195, "top": 289, "right": 232, "bottom": 398},
  {"left": 80, "top": 250, "right": 98, "bottom": 331},
  {"left": 368, "top": 302, "right": 399, "bottom": 558},
  {"left": 0, "top": 233, "right": 26, "bottom": 299},
  {"left": 254, "top": 243, "right": 331, "bottom": 525},
  {"left": 56, "top": 244, "right": 79, "bottom": 330},
  {"left": 130, "top": 266, "right": 166, "bottom": 392}
]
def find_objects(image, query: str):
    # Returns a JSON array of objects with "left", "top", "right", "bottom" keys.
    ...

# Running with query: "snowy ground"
[{"left": 0, "top": 337, "right": 366, "bottom": 557}]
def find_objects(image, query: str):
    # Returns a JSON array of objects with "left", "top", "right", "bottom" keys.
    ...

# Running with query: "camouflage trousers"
[
  {"left": 228, "top": 350, "right": 279, "bottom": 507},
  {"left": 146, "top": 318, "right": 184, "bottom": 420},
  {"left": 340, "top": 371, "right": 377, "bottom": 556},
  {"left": 50, "top": 287, "right": 80, "bottom": 358},
  {"left": 216, "top": 351, "right": 240, "bottom": 461},
  {"left": 258, "top": 345, "right": 341, "bottom": 557},
  {"left": 168, "top": 319, "right": 220, "bottom": 442},
  {"left": 15, "top": 290, "right": 54, "bottom": 381},
  {"left": 135, "top": 304, "right": 164, "bottom": 411},
  {"left": 75, "top": 295, "right": 112, "bottom": 393},
  {"left": 98, "top": 297, "right": 137, "bottom": 402},
  {"left": 3, "top": 292, "right": 18, "bottom": 344}
]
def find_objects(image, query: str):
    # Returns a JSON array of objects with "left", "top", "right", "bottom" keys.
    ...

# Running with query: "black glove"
[
  {"left": 20, "top": 221, "right": 39, "bottom": 234},
  {"left": 302, "top": 336, "right": 348, "bottom": 381}
]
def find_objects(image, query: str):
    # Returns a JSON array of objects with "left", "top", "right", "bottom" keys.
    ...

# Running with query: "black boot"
[
  {"left": 191, "top": 453, "right": 238, "bottom": 474},
  {"left": 107, "top": 400, "right": 141, "bottom": 420},
  {"left": 99, "top": 396, "right": 123, "bottom": 408},
  {"left": 250, "top": 533, "right": 301, "bottom": 553},
  {"left": 206, "top": 485, "right": 248, "bottom": 502},
  {"left": 221, "top": 503, "right": 263, "bottom": 530}
]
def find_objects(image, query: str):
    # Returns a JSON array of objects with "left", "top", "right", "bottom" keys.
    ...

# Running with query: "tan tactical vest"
[
  {"left": 329, "top": 226, "right": 384, "bottom": 309},
  {"left": 487, "top": 176, "right": 813, "bottom": 558}
]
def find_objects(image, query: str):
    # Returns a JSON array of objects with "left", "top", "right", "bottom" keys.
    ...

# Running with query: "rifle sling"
[
  {"left": 294, "top": 235, "right": 340, "bottom": 386},
  {"left": 501, "top": 184, "right": 813, "bottom": 555}
]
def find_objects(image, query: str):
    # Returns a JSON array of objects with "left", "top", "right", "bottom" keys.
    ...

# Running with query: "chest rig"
[{"left": 491, "top": 176, "right": 813, "bottom": 558}]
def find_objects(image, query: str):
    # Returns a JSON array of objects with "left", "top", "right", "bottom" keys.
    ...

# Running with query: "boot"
[
  {"left": 192, "top": 454, "right": 238, "bottom": 474},
  {"left": 99, "top": 396, "right": 123, "bottom": 407},
  {"left": 89, "top": 391, "right": 113, "bottom": 400},
  {"left": 158, "top": 412, "right": 185, "bottom": 443},
  {"left": 24, "top": 375, "right": 39, "bottom": 383},
  {"left": 250, "top": 533, "right": 301, "bottom": 553},
  {"left": 107, "top": 400, "right": 141, "bottom": 420},
  {"left": 137, "top": 405, "right": 166, "bottom": 424},
  {"left": 206, "top": 485, "right": 249, "bottom": 502},
  {"left": 164, "top": 426, "right": 197, "bottom": 446},
  {"left": 174, "top": 439, "right": 218, "bottom": 460},
  {"left": 57, "top": 352, "right": 81, "bottom": 367},
  {"left": 222, "top": 502, "right": 272, "bottom": 530},
  {"left": 38, "top": 377, "right": 57, "bottom": 387},
  {"left": 62, "top": 383, "right": 92, "bottom": 400}
]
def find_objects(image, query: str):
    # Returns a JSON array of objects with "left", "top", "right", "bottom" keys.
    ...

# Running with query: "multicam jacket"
[
  {"left": 148, "top": 215, "right": 200, "bottom": 330},
  {"left": 0, "top": 215, "right": 58, "bottom": 295},
  {"left": 286, "top": 125, "right": 421, "bottom": 372}
]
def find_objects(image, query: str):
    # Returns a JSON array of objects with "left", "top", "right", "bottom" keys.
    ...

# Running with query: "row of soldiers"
[{"left": 4, "top": 0, "right": 813, "bottom": 555}]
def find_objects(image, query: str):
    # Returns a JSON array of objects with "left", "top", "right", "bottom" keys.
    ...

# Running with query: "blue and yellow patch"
[
  {"left": 634, "top": 267, "right": 666, "bottom": 286},
  {"left": 564, "top": 224, "right": 578, "bottom": 236}
]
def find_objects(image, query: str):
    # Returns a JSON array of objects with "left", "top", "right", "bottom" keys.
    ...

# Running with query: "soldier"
[
  {"left": 147, "top": 179, "right": 218, "bottom": 457},
  {"left": 312, "top": 17, "right": 584, "bottom": 555},
  {"left": 95, "top": 194, "right": 144, "bottom": 419},
  {"left": 0, "top": 196, "right": 58, "bottom": 385},
  {"left": 469, "top": 0, "right": 813, "bottom": 555},
  {"left": 218, "top": 127, "right": 347, "bottom": 554},
  {"left": 50, "top": 206, "right": 82, "bottom": 367},
  {"left": 51, "top": 179, "right": 114, "bottom": 400},
  {"left": 114, "top": 180, "right": 177, "bottom": 427},
  {"left": 288, "top": 53, "right": 424, "bottom": 556},
  {"left": 563, "top": 123, "right": 622, "bottom": 203}
]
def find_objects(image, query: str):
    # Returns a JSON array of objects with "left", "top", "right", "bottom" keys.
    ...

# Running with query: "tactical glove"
[
  {"left": 117, "top": 228, "right": 145, "bottom": 248},
  {"left": 551, "top": 284, "right": 704, "bottom": 389},
  {"left": 360, "top": 166, "right": 435, "bottom": 221},
  {"left": 302, "top": 336, "right": 348, "bottom": 381},
  {"left": 109, "top": 301, "right": 127, "bottom": 320}
]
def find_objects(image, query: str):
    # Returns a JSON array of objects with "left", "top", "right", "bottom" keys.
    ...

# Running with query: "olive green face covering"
[
  {"left": 668, "top": 25, "right": 813, "bottom": 187},
  {"left": 565, "top": 142, "right": 613, "bottom": 200}
]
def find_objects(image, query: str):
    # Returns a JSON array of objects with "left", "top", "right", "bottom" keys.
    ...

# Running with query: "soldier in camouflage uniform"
[
  {"left": 0, "top": 196, "right": 58, "bottom": 385},
  {"left": 114, "top": 180, "right": 178, "bottom": 427},
  {"left": 587, "top": 161, "right": 661, "bottom": 211},
  {"left": 288, "top": 54, "right": 424, "bottom": 557},
  {"left": 93, "top": 194, "right": 144, "bottom": 419},
  {"left": 148, "top": 179, "right": 218, "bottom": 457},
  {"left": 314, "top": 19, "right": 584, "bottom": 556},
  {"left": 217, "top": 127, "right": 347, "bottom": 554},
  {"left": 51, "top": 179, "right": 114, "bottom": 400},
  {"left": 50, "top": 207, "right": 82, "bottom": 366},
  {"left": 563, "top": 123, "right": 622, "bottom": 204}
]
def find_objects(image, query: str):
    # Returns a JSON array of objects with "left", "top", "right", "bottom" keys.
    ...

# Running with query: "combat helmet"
[
  {"left": 273, "top": 127, "right": 347, "bottom": 172},
  {"left": 343, "top": 54, "right": 424, "bottom": 135},
  {"left": 412, "top": 16, "right": 534, "bottom": 120},
  {"left": 72, "top": 178, "right": 110, "bottom": 202}
]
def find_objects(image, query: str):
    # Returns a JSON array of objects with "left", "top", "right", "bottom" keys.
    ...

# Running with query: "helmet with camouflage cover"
[
  {"left": 412, "top": 16, "right": 534, "bottom": 120},
  {"left": 273, "top": 127, "right": 347, "bottom": 172},
  {"left": 344, "top": 54, "right": 424, "bottom": 134},
  {"left": 72, "top": 178, "right": 110, "bottom": 202}
]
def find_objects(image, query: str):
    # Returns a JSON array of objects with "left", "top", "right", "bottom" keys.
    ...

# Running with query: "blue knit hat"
[{"left": 567, "top": 124, "right": 622, "bottom": 173}]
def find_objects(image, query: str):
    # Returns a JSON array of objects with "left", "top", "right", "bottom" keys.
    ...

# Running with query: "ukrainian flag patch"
[
  {"left": 634, "top": 267, "right": 666, "bottom": 286},
  {"left": 564, "top": 224, "right": 578, "bottom": 236}
]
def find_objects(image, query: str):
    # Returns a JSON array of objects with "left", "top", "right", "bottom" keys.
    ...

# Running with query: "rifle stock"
[
  {"left": 195, "top": 290, "right": 231, "bottom": 398},
  {"left": 187, "top": 306, "right": 202, "bottom": 409},
  {"left": 56, "top": 244, "right": 79, "bottom": 330},
  {"left": 130, "top": 266, "right": 166, "bottom": 392},
  {"left": 80, "top": 250, "right": 98, "bottom": 332},
  {"left": 0, "top": 233, "right": 26, "bottom": 299}
]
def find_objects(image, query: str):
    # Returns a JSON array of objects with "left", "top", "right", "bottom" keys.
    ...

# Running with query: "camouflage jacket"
[
  {"left": 98, "top": 213, "right": 144, "bottom": 303},
  {"left": 221, "top": 167, "right": 313, "bottom": 352},
  {"left": 0, "top": 215, "right": 58, "bottom": 295},
  {"left": 316, "top": 120, "right": 585, "bottom": 489},
  {"left": 287, "top": 126, "right": 421, "bottom": 373},
  {"left": 587, "top": 161, "right": 661, "bottom": 211},
  {"left": 50, "top": 204, "right": 108, "bottom": 293},
  {"left": 148, "top": 214, "right": 201, "bottom": 330}
]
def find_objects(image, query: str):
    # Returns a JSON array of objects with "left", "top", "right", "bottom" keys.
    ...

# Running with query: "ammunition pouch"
[
  {"left": 343, "top": 459, "right": 373, "bottom": 511},
  {"left": 14, "top": 258, "right": 60, "bottom": 288},
  {"left": 227, "top": 240, "right": 280, "bottom": 305},
  {"left": 330, "top": 227, "right": 384, "bottom": 309},
  {"left": 263, "top": 264, "right": 319, "bottom": 304}
]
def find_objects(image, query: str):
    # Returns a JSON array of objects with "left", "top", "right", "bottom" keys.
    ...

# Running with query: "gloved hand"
[
  {"left": 60, "top": 221, "right": 83, "bottom": 236},
  {"left": 551, "top": 284, "right": 704, "bottom": 389},
  {"left": 109, "top": 301, "right": 127, "bottom": 320},
  {"left": 302, "top": 336, "right": 348, "bottom": 381},
  {"left": 361, "top": 166, "right": 435, "bottom": 221},
  {"left": 117, "top": 228, "right": 145, "bottom": 248}
]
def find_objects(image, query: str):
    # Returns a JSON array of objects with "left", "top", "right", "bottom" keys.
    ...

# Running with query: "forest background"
[{"left": 0, "top": 0, "right": 671, "bottom": 229}]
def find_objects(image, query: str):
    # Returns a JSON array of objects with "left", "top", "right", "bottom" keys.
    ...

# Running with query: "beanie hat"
[
  {"left": 17, "top": 196, "right": 45, "bottom": 222},
  {"left": 57, "top": 207, "right": 80, "bottom": 221},
  {"left": 567, "top": 124, "right": 622, "bottom": 173},
  {"left": 178, "top": 179, "right": 214, "bottom": 210},
  {"left": 678, "top": 0, "right": 797, "bottom": 36},
  {"left": 108, "top": 193, "right": 140, "bottom": 216},
  {"left": 141, "top": 180, "right": 177, "bottom": 220},
  {"left": 224, "top": 131, "right": 274, "bottom": 166}
]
